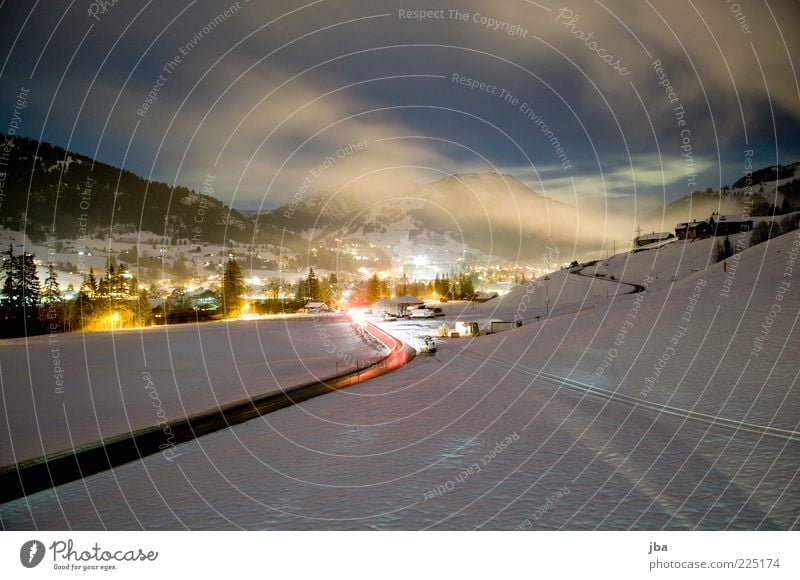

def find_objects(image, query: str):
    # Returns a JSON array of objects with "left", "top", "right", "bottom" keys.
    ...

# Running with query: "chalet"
[
  {"left": 301, "top": 301, "right": 331, "bottom": 314},
  {"left": 634, "top": 232, "right": 674, "bottom": 248},
  {"left": 709, "top": 213, "right": 753, "bottom": 236},
  {"left": 675, "top": 220, "right": 711, "bottom": 240},
  {"left": 188, "top": 288, "right": 218, "bottom": 311}
]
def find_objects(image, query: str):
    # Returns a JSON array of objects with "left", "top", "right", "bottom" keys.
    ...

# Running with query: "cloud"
[{"left": 0, "top": 0, "right": 798, "bottom": 212}]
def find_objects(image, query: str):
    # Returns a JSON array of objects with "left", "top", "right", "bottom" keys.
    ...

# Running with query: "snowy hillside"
[
  {"left": 3, "top": 227, "right": 797, "bottom": 530},
  {"left": 0, "top": 316, "right": 387, "bottom": 467}
]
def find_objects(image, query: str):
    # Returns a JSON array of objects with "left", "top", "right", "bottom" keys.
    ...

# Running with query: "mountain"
[
  {"left": 0, "top": 135, "right": 303, "bottom": 250},
  {"left": 254, "top": 172, "right": 582, "bottom": 267},
  {"left": 0, "top": 136, "right": 581, "bottom": 271},
  {"left": 641, "top": 163, "right": 800, "bottom": 230},
  {"left": 732, "top": 162, "right": 797, "bottom": 189}
]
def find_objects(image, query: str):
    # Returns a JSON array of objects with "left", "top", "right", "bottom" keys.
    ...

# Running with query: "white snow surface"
[
  {"left": 0, "top": 315, "right": 387, "bottom": 466},
  {"left": 2, "top": 232, "right": 799, "bottom": 530}
]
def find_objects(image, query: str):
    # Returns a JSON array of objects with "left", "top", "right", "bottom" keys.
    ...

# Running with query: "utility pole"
[{"left": 545, "top": 283, "right": 550, "bottom": 317}]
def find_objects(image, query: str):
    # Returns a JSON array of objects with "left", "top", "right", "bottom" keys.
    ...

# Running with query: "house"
[
  {"left": 371, "top": 296, "right": 424, "bottom": 317},
  {"left": 675, "top": 220, "right": 711, "bottom": 240},
  {"left": 188, "top": 288, "right": 218, "bottom": 311},
  {"left": 634, "top": 232, "right": 674, "bottom": 248},
  {"left": 301, "top": 301, "right": 331, "bottom": 314},
  {"left": 709, "top": 213, "right": 753, "bottom": 236}
]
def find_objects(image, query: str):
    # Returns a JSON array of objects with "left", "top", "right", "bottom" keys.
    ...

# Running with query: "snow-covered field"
[
  {"left": 1, "top": 232, "right": 798, "bottom": 530},
  {"left": 0, "top": 315, "right": 387, "bottom": 467}
]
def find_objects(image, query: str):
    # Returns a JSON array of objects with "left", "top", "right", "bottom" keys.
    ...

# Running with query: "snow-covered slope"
[
  {"left": 0, "top": 316, "right": 387, "bottom": 467},
  {"left": 3, "top": 230, "right": 797, "bottom": 530}
]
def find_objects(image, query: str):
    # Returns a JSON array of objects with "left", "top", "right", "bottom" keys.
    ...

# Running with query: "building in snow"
[
  {"left": 300, "top": 302, "right": 331, "bottom": 314},
  {"left": 371, "top": 296, "right": 424, "bottom": 317},
  {"left": 675, "top": 220, "right": 711, "bottom": 240},
  {"left": 188, "top": 288, "right": 219, "bottom": 311},
  {"left": 634, "top": 232, "right": 675, "bottom": 248},
  {"left": 709, "top": 213, "right": 753, "bottom": 236}
]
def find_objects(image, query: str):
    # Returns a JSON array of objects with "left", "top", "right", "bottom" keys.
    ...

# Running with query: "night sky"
[{"left": 1, "top": 0, "right": 799, "bottom": 213}]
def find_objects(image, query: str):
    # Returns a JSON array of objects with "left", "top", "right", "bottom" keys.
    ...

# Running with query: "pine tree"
[
  {"left": 0, "top": 247, "right": 41, "bottom": 334},
  {"left": 398, "top": 273, "right": 409, "bottom": 297},
  {"left": 306, "top": 267, "right": 322, "bottom": 302},
  {"left": 82, "top": 268, "right": 98, "bottom": 297},
  {"left": 42, "top": 264, "right": 61, "bottom": 303},
  {"left": 367, "top": 274, "right": 381, "bottom": 303},
  {"left": 40, "top": 264, "right": 63, "bottom": 330},
  {"left": 439, "top": 275, "right": 451, "bottom": 300},
  {"left": 459, "top": 273, "right": 475, "bottom": 299},
  {"left": 221, "top": 259, "right": 245, "bottom": 316},
  {"left": 1, "top": 245, "right": 18, "bottom": 324}
]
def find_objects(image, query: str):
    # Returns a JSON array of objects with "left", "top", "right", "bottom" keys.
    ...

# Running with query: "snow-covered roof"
[
  {"left": 638, "top": 232, "right": 673, "bottom": 241},
  {"left": 392, "top": 296, "right": 424, "bottom": 304},
  {"left": 714, "top": 214, "right": 753, "bottom": 223}
]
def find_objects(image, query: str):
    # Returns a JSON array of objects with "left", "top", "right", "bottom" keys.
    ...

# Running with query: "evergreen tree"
[
  {"left": 40, "top": 264, "right": 64, "bottom": 330},
  {"left": 398, "top": 273, "right": 409, "bottom": 296},
  {"left": 0, "top": 247, "right": 41, "bottom": 335},
  {"left": 82, "top": 268, "right": 98, "bottom": 297},
  {"left": 367, "top": 274, "right": 381, "bottom": 303},
  {"left": 459, "top": 273, "right": 475, "bottom": 299},
  {"left": 1, "top": 245, "right": 18, "bottom": 324},
  {"left": 42, "top": 264, "right": 61, "bottom": 303},
  {"left": 439, "top": 275, "right": 451, "bottom": 300},
  {"left": 221, "top": 259, "right": 245, "bottom": 316},
  {"left": 306, "top": 267, "right": 322, "bottom": 302},
  {"left": 136, "top": 289, "right": 153, "bottom": 326}
]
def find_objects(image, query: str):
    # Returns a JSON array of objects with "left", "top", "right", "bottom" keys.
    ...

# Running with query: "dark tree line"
[
  {"left": 1, "top": 245, "right": 41, "bottom": 336},
  {"left": 1, "top": 246, "right": 152, "bottom": 338}
]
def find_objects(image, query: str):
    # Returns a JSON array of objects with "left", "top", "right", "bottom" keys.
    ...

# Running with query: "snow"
[
  {"left": 1, "top": 232, "right": 798, "bottom": 530},
  {"left": 0, "top": 315, "right": 388, "bottom": 467}
]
